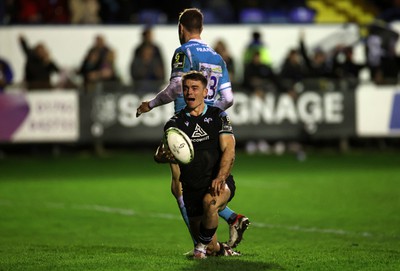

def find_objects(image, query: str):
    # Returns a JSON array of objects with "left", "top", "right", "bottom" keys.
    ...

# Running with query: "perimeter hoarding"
[
  {"left": 356, "top": 85, "right": 400, "bottom": 137},
  {"left": 0, "top": 91, "right": 79, "bottom": 142},
  {"left": 0, "top": 89, "right": 357, "bottom": 144},
  {"left": 80, "top": 89, "right": 356, "bottom": 144}
]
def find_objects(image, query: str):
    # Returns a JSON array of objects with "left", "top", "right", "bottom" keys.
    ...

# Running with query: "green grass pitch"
[{"left": 0, "top": 149, "right": 399, "bottom": 270}]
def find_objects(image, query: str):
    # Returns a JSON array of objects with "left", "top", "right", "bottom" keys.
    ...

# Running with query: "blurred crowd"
[
  {"left": 0, "top": 0, "right": 303, "bottom": 25},
  {"left": 1, "top": 1, "right": 400, "bottom": 94},
  {"left": 1, "top": 0, "right": 400, "bottom": 25},
  {"left": 1, "top": 22, "right": 400, "bottom": 96}
]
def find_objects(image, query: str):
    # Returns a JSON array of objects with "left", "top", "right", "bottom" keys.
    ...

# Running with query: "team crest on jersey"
[
  {"left": 173, "top": 52, "right": 185, "bottom": 69},
  {"left": 191, "top": 123, "right": 209, "bottom": 142},
  {"left": 204, "top": 117, "right": 213, "bottom": 123}
]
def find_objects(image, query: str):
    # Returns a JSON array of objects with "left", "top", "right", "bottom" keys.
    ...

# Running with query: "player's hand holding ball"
[
  {"left": 157, "top": 127, "right": 194, "bottom": 165},
  {"left": 154, "top": 141, "right": 178, "bottom": 164}
]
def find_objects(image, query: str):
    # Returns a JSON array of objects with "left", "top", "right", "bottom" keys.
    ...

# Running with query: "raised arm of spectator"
[
  {"left": 18, "top": 35, "right": 32, "bottom": 56},
  {"left": 299, "top": 31, "right": 313, "bottom": 71}
]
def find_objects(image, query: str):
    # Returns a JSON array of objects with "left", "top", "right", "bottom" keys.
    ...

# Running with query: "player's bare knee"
[{"left": 202, "top": 194, "right": 220, "bottom": 213}]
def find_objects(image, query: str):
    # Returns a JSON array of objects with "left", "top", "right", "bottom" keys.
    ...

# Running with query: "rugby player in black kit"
[{"left": 158, "top": 71, "right": 244, "bottom": 259}]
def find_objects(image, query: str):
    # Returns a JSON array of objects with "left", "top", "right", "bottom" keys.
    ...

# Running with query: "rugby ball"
[{"left": 165, "top": 127, "right": 194, "bottom": 164}]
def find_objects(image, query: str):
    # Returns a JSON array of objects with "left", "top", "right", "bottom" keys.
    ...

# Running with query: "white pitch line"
[
  {"left": 52, "top": 203, "right": 374, "bottom": 238},
  {"left": 1, "top": 200, "right": 374, "bottom": 238},
  {"left": 251, "top": 222, "right": 372, "bottom": 237}
]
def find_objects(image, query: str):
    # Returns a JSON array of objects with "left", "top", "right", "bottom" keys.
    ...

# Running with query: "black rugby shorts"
[{"left": 183, "top": 175, "right": 236, "bottom": 217}]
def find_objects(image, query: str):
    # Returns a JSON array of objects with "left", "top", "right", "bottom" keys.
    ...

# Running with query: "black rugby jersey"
[{"left": 164, "top": 105, "right": 233, "bottom": 190}]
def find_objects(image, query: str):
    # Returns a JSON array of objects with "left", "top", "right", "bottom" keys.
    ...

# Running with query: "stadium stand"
[
  {"left": 306, "top": 0, "right": 377, "bottom": 24},
  {"left": 0, "top": 0, "right": 397, "bottom": 25}
]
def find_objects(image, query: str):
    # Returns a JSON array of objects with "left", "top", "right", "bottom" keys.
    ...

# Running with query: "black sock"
[
  {"left": 227, "top": 213, "right": 237, "bottom": 224},
  {"left": 198, "top": 223, "right": 217, "bottom": 245}
]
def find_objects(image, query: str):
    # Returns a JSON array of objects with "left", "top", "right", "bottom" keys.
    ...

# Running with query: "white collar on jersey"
[{"left": 188, "top": 39, "right": 206, "bottom": 45}]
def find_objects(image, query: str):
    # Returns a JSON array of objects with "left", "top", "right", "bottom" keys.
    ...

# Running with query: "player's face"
[{"left": 183, "top": 79, "right": 207, "bottom": 111}]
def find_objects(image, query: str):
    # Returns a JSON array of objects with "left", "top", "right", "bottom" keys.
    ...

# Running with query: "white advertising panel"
[
  {"left": 10, "top": 91, "right": 79, "bottom": 142},
  {"left": 356, "top": 85, "right": 400, "bottom": 137}
]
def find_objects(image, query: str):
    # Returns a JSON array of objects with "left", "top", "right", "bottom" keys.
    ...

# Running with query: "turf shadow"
[{"left": 181, "top": 257, "right": 285, "bottom": 271}]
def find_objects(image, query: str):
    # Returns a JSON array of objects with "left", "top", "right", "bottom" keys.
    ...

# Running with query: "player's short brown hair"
[
  {"left": 182, "top": 71, "right": 207, "bottom": 88},
  {"left": 178, "top": 8, "right": 203, "bottom": 33}
]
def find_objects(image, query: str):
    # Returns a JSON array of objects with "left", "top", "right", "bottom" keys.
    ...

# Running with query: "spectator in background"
[
  {"left": 214, "top": 39, "right": 236, "bottom": 82},
  {"left": 19, "top": 35, "right": 60, "bottom": 90},
  {"left": 195, "top": 0, "right": 235, "bottom": 23},
  {"left": 130, "top": 26, "right": 165, "bottom": 91},
  {"left": 69, "top": 0, "right": 101, "bottom": 24},
  {"left": 134, "top": 26, "right": 164, "bottom": 62},
  {"left": 78, "top": 34, "right": 112, "bottom": 92},
  {"left": 376, "top": 0, "right": 400, "bottom": 23},
  {"left": 130, "top": 44, "right": 165, "bottom": 89},
  {"left": 331, "top": 45, "right": 366, "bottom": 88},
  {"left": 78, "top": 49, "right": 101, "bottom": 92},
  {"left": 366, "top": 22, "right": 400, "bottom": 85},
  {"left": 132, "top": 27, "right": 164, "bottom": 72},
  {"left": 0, "top": 57, "right": 13, "bottom": 92},
  {"left": 279, "top": 48, "right": 307, "bottom": 97},
  {"left": 298, "top": 30, "right": 333, "bottom": 84},
  {"left": 16, "top": 0, "right": 42, "bottom": 23},
  {"left": 41, "top": 0, "right": 70, "bottom": 24},
  {"left": 243, "top": 30, "right": 271, "bottom": 66},
  {"left": 98, "top": 0, "right": 137, "bottom": 24},
  {"left": 243, "top": 50, "right": 290, "bottom": 156},
  {"left": 0, "top": 0, "right": 15, "bottom": 24},
  {"left": 243, "top": 50, "right": 285, "bottom": 95},
  {"left": 280, "top": 48, "right": 306, "bottom": 85},
  {"left": 98, "top": 49, "right": 121, "bottom": 85},
  {"left": 279, "top": 48, "right": 309, "bottom": 160},
  {"left": 15, "top": 0, "right": 70, "bottom": 24},
  {"left": 2, "top": 0, "right": 18, "bottom": 24}
]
